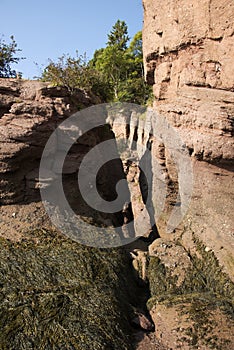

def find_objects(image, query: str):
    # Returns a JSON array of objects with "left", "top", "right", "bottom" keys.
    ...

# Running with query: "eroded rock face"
[
  {"left": 142, "top": 0, "right": 234, "bottom": 273},
  {"left": 143, "top": 0, "right": 234, "bottom": 161},
  {"left": 1, "top": 80, "right": 137, "bottom": 246},
  {"left": 0, "top": 79, "right": 99, "bottom": 205},
  {"left": 0, "top": 80, "right": 125, "bottom": 243},
  {"left": 143, "top": 2, "right": 234, "bottom": 348}
]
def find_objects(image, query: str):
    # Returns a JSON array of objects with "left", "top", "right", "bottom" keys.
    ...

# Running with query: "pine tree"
[{"left": 107, "top": 20, "right": 130, "bottom": 50}]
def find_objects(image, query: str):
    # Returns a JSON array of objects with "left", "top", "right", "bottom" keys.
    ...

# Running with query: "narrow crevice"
[
  {"left": 117, "top": 130, "right": 161, "bottom": 346},
  {"left": 126, "top": 123, "right": 130, "bottom": 139},
  {"left": 132, "top": 126, "right": 138, "bottom": 150}
]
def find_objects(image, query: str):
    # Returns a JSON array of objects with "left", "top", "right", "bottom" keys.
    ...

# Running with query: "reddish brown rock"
[
  {"left": 150, "top": 301, "right": 234, "bottom": 350},
  {"left": 143, "top": 2, "right": 234, "bottom": 349},
  {"left": 131, "top": 312, "right": 155, "bottom": 332},
  {"left": 0, "top": 79, "right": 130, "bottom": 243},
  {"left": 0, "top": 79, "right": 98, "bottom": 205},
  {"left": 143, "top": 0, "right": 234, "bottom": 277},
  {"left": 143, "top": 0, "right": 234, "bottom": 161}
]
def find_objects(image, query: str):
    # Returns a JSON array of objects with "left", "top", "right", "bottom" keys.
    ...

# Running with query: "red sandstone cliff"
[
  {"left": 143, "top": 0, "right": 234, "bottom": 275},
  {"left": 141, "top": 1, "right": 234, "bottom": 348},
  {"left": 143, "top": 0, "right": 234, "bottom": 161}
]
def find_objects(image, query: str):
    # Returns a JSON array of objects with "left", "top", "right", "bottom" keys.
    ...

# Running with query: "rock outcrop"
[
  {"left": 142, "top": 0, "right": 234, "bottom": 276},
  {"left": 143, "top": 1, "right": 234, "bottom": 348},
  {"left": 0, "top": 80, "right": 137, "bottom": 245},
  {"left": 143, "top": 0, "right": 234, "bottom": 161},
  {"left": 0, "top": 3, "right": 234, "bottom": 345},
  {"left": 0, "top": 79, "right": 98, "bottom": 205}
]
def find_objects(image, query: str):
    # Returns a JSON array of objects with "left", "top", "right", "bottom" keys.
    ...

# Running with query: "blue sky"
[{"left": 1, "top": 0, "right": 143, "bottom": 79}]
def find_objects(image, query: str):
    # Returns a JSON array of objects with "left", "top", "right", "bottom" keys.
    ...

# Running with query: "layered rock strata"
[
  {"left": 142, "top": 0, "right": 234, "bottom": 275},
  {"left": 142, "top": 1, "right": 234, "bottom": 348},
  {"left": 143, "top": 0, "right": 234, "bottom": 161},
  {"left": 0, "top": 79, "right": 98, "bottom": 205}
]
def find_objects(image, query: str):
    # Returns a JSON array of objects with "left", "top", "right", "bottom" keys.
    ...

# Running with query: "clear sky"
[{"left": 1, "top": 0, "right": 143, "bottom": 79}]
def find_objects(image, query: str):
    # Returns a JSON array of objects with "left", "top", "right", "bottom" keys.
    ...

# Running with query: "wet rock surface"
[
  {"left": 131, "top": 312, "right": 155, "bottom": 332},
  {"left": 146, "top": 236, "right": 234, "bottom": 349}
]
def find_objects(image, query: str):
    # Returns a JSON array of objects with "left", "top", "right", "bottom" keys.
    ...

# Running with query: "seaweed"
[
  {"left": 0, "top": 228, "right": 136, "bottom": 350},
  {"left": 147, "top": 234, "right": 234, "bottom": 349}
]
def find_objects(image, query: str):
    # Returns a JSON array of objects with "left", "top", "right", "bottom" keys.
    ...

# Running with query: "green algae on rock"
[{"left": 147, "top": 235, "right": 234, "bottom": 349}]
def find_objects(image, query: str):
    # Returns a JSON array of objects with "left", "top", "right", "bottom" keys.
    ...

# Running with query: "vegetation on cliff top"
[
  {"left": 0, "top": 20, "right": 152, "bottom": 105},
  {"left": 0, "top": 35, "right": 24, "bottom": 78},
  {"left": 41, "top": 20, "right": 151, "bottom": 104}
]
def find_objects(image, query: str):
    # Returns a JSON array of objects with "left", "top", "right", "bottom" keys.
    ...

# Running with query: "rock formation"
[
  {"left": 0, "top": 79, "right": 98, "bottom": 204},
  {"left": 0, "top": 2, "right": 234, "bottom": 347},
  {"left": 143, "top": 0, "right": 234, "bottom": 160},
  {"left": 142, "top": 0, "right": 234, "bottom": 348},
  {"left": 0, "top": 80, "right": 137, "bottom": 245},
  {"left": 0, "top": 79, "right": 109, "bottom": 242},
  {"left": 142, "top": 0, "right": 234, "bottom": 277}
]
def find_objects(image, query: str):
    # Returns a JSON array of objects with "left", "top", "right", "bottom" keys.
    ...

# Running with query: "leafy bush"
[
  {"left": 0, "top": 35, "right": 24, "bottom": 78},
  {"left": 41, "top": 22, "right": 152, "bottom": 105},
  {"left": 41, "top": 52, "right": 111, "bottom": 101}
]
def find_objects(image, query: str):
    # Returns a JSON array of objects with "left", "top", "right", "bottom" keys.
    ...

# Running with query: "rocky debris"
[
  {"left": 130, "top": 249, "right": 149, "bottom": 284},
  {"left": 131, "top": 312, "right": 155, "bottom": 332}
]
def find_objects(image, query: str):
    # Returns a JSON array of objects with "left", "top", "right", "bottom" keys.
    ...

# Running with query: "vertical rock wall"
[
  {"left": 143, "top": 0, "right": 234, "bottom": 278},
  {"left": 143, "top": 0, "right": 234, "bottom": 160}
]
